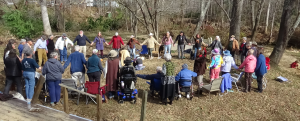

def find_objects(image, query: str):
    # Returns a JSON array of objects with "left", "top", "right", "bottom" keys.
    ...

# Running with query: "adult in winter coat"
[
  {"left": 208, "top": 36, "right": 223, "bottom": 54},
  {"left": 91, "top": 32, "right": 108, "bottom": 57},
  {"left": 86, "top": 49, "right": 104, "bottom": 82},
  {"left": 161, "top": 32, "right": 173, "bottom": 55},
  {"left": 193, "top": 34, "right": 207, "bottom": 59},
  {"left": 221, "top": 50, "right": 238, "bottom": 75},
  {"left": 239, "top": 37, "right": 248, "bottom": 64},
  {"left": 254, "top": 48, "right": 267, "bottom": 93},
  {"left": 108, "top": 32, "right": 125, "bottom": 57},
  {"left": 238, "top": 49, "right": 257, "bottom": 93},
  {"left": 55, "top": 33, "right": 74, "bottom": 63},
  {"left": 174, "top": 31, "right": 190, "bottom": 59},
  {"left": 47, "top": 35, "right": 55, "bottom": 59},
  {"left": 4, "top": 50, "right": 22, "bottom": 95},
  {"left": 63, "top": 45, "right": 87, "bottom": 88},
  {"left": 194, "top": 50, "right": 206, "bottom": 91},
  {"left": 137, "top": 67, "right": 163, "bottom": 95},
  {"left": 175, "top": 64, "right": 197, "bottom": 98},
  {"left": 141, "top": 33, "right": 161, "bottom": 59},
  {"left": 161, "top": 54, "right": 176, "bottom": 105},
  {"left": 73, "top": 30, "right": 92, "bottom": 58},
  {"left": 126, "top": 35, "right": 141, "bottom": 58},
  {"left": 104, "top": 50, "right": 121, "bottom": 99},
  {"left": 226, "top": 35, "right": 239, "bottom": 59},
  {"left": 42, "top": 52, "right": 64, "bottom": 106},
  {"left": 209, "top": 48, "right": 223, "bottom": 82}
]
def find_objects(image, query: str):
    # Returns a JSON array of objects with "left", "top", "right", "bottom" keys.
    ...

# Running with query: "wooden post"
[
  {"left": 140, "top": 90, "right": 148, "bottom": 121},
  {"left": 31, "top": 74, "right": 45, "bottom": 104},
  {"left": 96, "top": 94, "right": 102, "bottom": 121},
  {"left": 63, "top": 87, "right": 69, "bottom": 114}
]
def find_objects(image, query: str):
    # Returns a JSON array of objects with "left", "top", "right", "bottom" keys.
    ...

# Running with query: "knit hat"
[
  {"left": 182, "top": 63, "right": 188, "bottom": 69},
  {"left": 223, "top": 50, "right": 231, "bottom": 56},
  {"left": 62, "top": 33, "right": 67, "bottom": 37},
  {"left": 109, "top": 50, "right": 118, "bottom": 57},
  {"left": 211, "top": 48, "right": 220, "bottom": 55},
  {"left": 115, "top": 32, "right": 118, "bottom": 36}
]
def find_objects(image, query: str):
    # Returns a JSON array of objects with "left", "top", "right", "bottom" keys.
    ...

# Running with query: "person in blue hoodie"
[
  {"left": 175, "top": 64, "right": 197, "bottom": 98},
  {"left": 64, "top": 45, "right": 86, "bottom": 88},
  {"left": 137, "top": 66, "right": 163, "bottom": 96},
  {"left": 42, "top": 52, "right": 65, "bottom": 106},
  {"left": 254, "top": 48, "right": 267, "bottom": 93}
]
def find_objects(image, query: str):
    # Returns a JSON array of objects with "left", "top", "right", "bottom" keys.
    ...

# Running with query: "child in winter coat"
[
  {"left": 255, "top": 48, "right": 267, "bottom": 93},
  {"left": 209, "top": 48, "right": 223, "bottom": 82},
  {"left": 290, "top": 60, "right": 298, "bottom": 69},
  {"left": 194, "top": 50, "right": 206, "bottom": 92},
  {"left": 221, "top": 50, "right": 238, "bottom": 75},
  {"left": 239, "top": 49, "right": 257, "bottom": 92}
]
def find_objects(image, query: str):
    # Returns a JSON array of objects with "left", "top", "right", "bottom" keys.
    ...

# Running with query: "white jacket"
[{"left": 55, "top": 37, "right": 74, "bottom": 50}]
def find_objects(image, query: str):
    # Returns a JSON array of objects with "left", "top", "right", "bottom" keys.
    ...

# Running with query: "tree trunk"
[
  {"left": 221, "top": 0, "right": 224, "bottom": 28},
  {"left": 251, "top": 1, "right": 255, "bottom": 29},
  {"left": 269, "top": 0, "right": 300, "bottom": 64},
  {"left": 251, "top": 0, "right": 265, "bottom": 42},
  {"left": 229, "top": 0, "right": 244, "bottom": 42},
  {"left": 192, "top": 0, "right": 211, "bottom": 38},
  {"left": 268, "top": 3, "right": 277, "bottom": 44},
  {"left": 180, "top": 0, "right": 184, "bottom": 27},
  {"left": 55, "top": 0, "right": 65, "bottom": 32},
  {"left": 41, "top": 0, "right": 52, "bottom": 35},
  {"left": 264, "top": 0, "right": 271, "bottom": 34}
]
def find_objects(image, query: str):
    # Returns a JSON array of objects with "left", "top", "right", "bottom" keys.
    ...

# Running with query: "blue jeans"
[
  {"left": 164, "top": 44, "right": 172, "bottom": 55},
  {"left": 46, "top": 80, "right": 61, "bottom": 103},
  {"left": 129, "top": 48, "right": 136, "bottom": 58},
  {"left": 113, "top": 48, "right": 120, "bottom": 57},
  {"left": 23, "top": 71, "right": 35, "bottom": 99},
  {"left": 194, "top": 47, "right": 201, "bottom": 59},
  {"left": 59, "top": 47, "right": 67, "bottom": 62}
]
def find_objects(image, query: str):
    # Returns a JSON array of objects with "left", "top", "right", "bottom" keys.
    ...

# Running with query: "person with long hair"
[
  {"left": 193, "top": 34, "right": 207, "bottom": 59},
  {"left": 161, "top": 32, "right": 173, "bottom": 55},
  {"left": 4, "top": 39, "right": 16, "bottom": 61},
  {"left": 91, "top": 32, "right": 108, "bottom": 57},
  {"left": 4, "top": 49, "right": 22, "bottom": 95}
]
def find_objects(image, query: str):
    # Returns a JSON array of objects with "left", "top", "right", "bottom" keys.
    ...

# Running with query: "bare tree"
[
  {"left": 269, "top": 0, "right": 300, "bottom": 64},
  {"left": 229, "top": 0, "right": 244, "bottom": 42},
  {"left": 55, "top": 0, "right": 65, "bottom": 32},
  {"left": 251, "top": 1, "right": 255, "bottom": 29},
  {"left": 250, "top": 0, "right": 265, "bottom": 42},
  {"left": 268, "top": 1, "right": 278, "bottom": 44},
  {"left": 40, "top": 0, "right": 52, "bottom": 35},
  {"left": 192, "top": 0, "right": 211, "bottom": 37},
  {"left": 264, "top": 0, "right": 271, "bottom": 34}
]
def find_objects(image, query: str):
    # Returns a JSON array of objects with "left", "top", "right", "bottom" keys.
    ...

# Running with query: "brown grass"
[{"left": 0, "top": 32, "right": 300, "bottom": 121}]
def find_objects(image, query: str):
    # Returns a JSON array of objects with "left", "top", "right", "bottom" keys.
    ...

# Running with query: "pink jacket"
[
  {"left": 162, "top": 36, "right": 173, "bottom": 45},
  {"left": 239, "top": 55, "right": 257, "bottom": 72}
]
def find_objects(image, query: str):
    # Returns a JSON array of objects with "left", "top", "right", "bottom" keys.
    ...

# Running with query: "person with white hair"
[
  {"left": 86, "top": 49, "right": 104, "bottom": 82},
  {"left": 63, "top": 45, "right": 87, "bottom": 88},
  {"left": 73, "top": 30, "right": 92, "bottom": 58},
  {"left": 127, "top": 35, "right": 141, "bottom": 58},
  {"left": 91, "top": 32, "right": 108, "bottom": 57},
  {"left": 141, "top": 33, "right": 161, "bottom": 59},
  {"left": 161, "top": 31, "right": 173, "bottom": 55},
  {"left": 55, "top": 33, "right": 74, "bottom": 63},
  {"left": 47, "top": 35, "right": 55, "bottom": 59},
  {"left": 239, "top": 37, "right": 248, "bottom": 63},
  {"left": 161, "top": 53, "right": 176, "bottom": 105},
  {"left": 33, "top": 35, "right": 48, "bottom": 66},
  {"left": 18, "top": 39, "right": 26, "bottom": 57},
  {"left": 208, "top": 36, "right": 223, "bottom": 54},
  {"left": 136, "top": 66, "right": 163, "bottom": 96},
  {"left": 238, "top": 49, "right": 257, "bottom": 93},
  {"left": 107, "top": 32, "right": 125, "bottom": 57},
  {"left": 42, "top": 52, "right": 64, "bottom": 107}
]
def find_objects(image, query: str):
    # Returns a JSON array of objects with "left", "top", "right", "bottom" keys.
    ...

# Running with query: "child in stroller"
[
  {"left": 175, "top": 64, "right": 197, "bottom": 99},
  {"left": 117, "top": 57, "right": 138, "bottom": 104},
  {"left": 137, "top": 66, "right": 163, "bottom": 97}
]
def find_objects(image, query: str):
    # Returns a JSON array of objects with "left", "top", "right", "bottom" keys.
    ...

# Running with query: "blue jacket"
[
  {"left": 220, "top": 73, "right": 232, "bottom": 93},
  {"left": 175, "top": 68, "right": 197, "bottom": 87},
  {"left": 137, "top": 72, "right": 163, "bottom": 91},
  {"left": 255, "top": 54, "right": 267, "bottom": 76},
  {"left": 18, "top": 44, "right": 23, "bottom": 57},
  {"left": 64, "top": 51, "right": 86, "bottom": 74},
  {"left": 87, "top": 54, "right": 103, "bottom": 74}
]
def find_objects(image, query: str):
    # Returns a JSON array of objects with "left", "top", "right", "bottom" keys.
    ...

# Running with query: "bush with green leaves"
[{"left": 2, "top": 9, "right": 43, "bottom": 39}]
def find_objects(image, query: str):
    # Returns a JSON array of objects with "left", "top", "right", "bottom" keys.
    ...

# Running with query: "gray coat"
[{"left": 42, "top": 58, "right": 64, "bottom": 81}]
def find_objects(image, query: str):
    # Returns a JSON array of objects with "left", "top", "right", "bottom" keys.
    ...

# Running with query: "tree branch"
[{"left": 214, "top": 0, "right": 231, "bottom": 22}]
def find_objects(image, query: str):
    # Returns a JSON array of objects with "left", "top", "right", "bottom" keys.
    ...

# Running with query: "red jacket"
[
  {"left": 108, "top": 36, "right": 124, "bottom": 49},
  {"left": 266, "top": 57, "right": 270, "bottom": 70},
  {"left": 291, "top": 62, "right": 298, "bottom": 68}
]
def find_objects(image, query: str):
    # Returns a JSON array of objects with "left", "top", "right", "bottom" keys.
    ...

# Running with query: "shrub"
[{"left": 2, "top": 9, "right": 43, "bottom": 39}]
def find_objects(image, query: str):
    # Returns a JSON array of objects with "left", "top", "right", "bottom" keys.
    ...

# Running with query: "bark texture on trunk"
[
  {"left": 192, "top": 0, "right": 211, "bottom": 37},
  {"left": 41, "top": 0, "right": 52, "bottom": 35},
  {"left": 264, "top": 1, "right": 271, "bottom": 34},
  {"left": 55, "top": 0, "right": 65, "bottom": 32},
  {"left": 269, "top": 0, "right": 299, "bottom": 64},
  {"left": 229, "top": 0, "right": 244, "bottom": 42},
  {"left": 251, "top": 0, "right": 265, "bottom": 42}
]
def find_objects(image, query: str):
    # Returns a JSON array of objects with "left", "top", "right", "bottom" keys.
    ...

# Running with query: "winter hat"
[
  {"left": 223, "top": 50, "right": 232, "bottom": 56},
  {"left": 182, "top": 63, "right": 188, "bottom": 69},
  {"left": 115, "top": 32, "right": 118, "bottom": 36},
  {"left": 211, "top": 48, "right": 220, "bottom": 55},
  {"left": 149, "top": 33, "right": 154, "bottom": 36},
  {"left": 109, "top": 50, "right": 118, "bottom": 57}
]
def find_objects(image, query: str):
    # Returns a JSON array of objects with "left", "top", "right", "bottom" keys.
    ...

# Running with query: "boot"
[{"left": 169, "top": 101, "right": 173, "bottom": 105}]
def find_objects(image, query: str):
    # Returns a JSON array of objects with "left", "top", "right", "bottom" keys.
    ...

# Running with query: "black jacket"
[
  {"left": 4, "top": 57, "right": 22, "bottom": 77},
  {"left": 240, "top": 43, "right": 248, "bottom": 56},
  {"left": 73, "top": 35, "right": 91, "bottom": 46},
  {"left": 174, "top": 35, "right": 189, "bottom": 45}
]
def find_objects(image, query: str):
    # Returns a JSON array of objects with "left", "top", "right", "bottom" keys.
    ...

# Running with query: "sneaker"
[
  {"left": 50, "top": 103, "right": 55, "bottom": 107},
  {"left": 227, "top": 89, "right": 234, "bottom": 92},
  {"left": 178, "top": 94, "right": 182, "bottom": 98},
  {"left": 27, "top": 103, "right": 31, "bottom": 109},
  {"left": 186, "top": 94, "right": 190, "bottom": 99}
]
